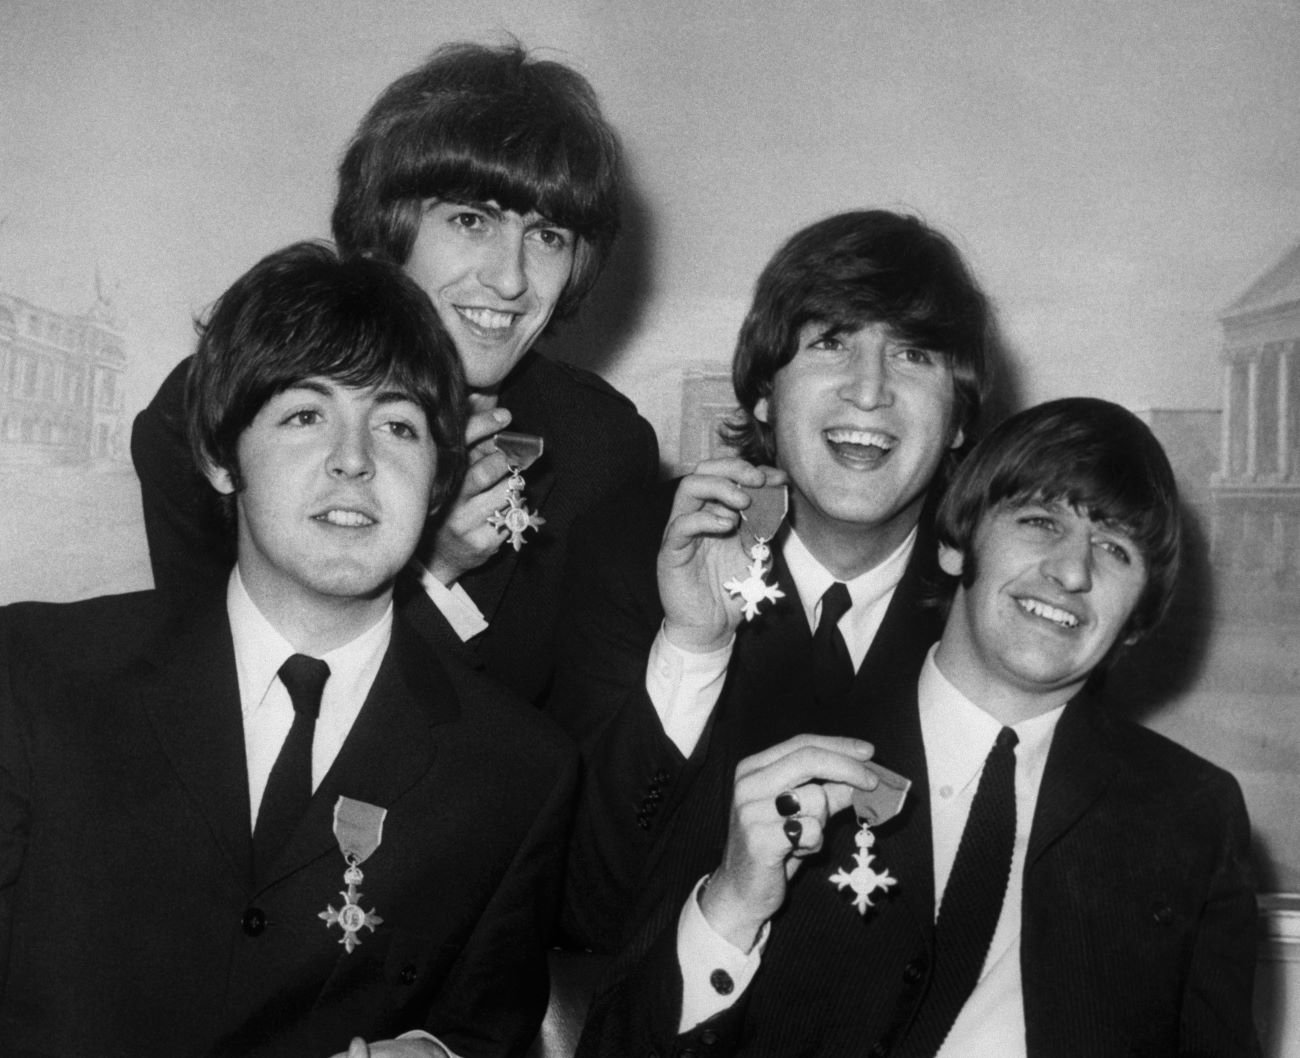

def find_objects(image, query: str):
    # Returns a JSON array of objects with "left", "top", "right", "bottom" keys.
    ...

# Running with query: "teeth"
[
  {"left": 320, "top": 510, "right": 374, "bottom": 528},
  {"left": 825, "top": 428, "right": 896, "bottom": 450},
  {"left": 1017, "top": 597, "right": 1079, "bottom": 628},
  {"left": 458, "top": 307, "right": 514, "bottom": 331}
]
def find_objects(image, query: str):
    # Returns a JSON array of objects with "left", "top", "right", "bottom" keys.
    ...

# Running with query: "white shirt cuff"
[
  {"left": 413, "top": 561, "right": 489, "bottom": 642},
  {"left": 645, "top": 625, "right": 733, "bottom": 758},
  {"left": 676, "top": 875, "right": 767, "bottom": 1033}
]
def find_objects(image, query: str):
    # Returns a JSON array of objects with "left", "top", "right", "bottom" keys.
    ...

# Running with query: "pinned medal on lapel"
[
  {"left": 723, "top": 483, "right": 788, "bottom": 620},
  {"left": 487, "top": 431, "right": 546, "bottom": 551},
  {"left": 830, "top": 762, "right": 911, "bottom": 915},
  {"left": 319, "top": 797, "right": 387, "bottom": 952}
]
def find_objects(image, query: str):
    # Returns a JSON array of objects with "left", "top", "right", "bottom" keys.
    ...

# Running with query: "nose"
[
  {"left": 477, "top": 226, "right": 528, "bottom": 300},
  {"left": 1043, "top": 531, "right": 1093, "bottom": 593},
  {"left": 839, "top": 345, "right": 893, "bottom": 410},
  {"left": 327, "top": 422, "right": 374, "bottom": 480}
]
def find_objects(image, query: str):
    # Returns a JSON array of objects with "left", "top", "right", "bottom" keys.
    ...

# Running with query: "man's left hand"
[{"left": 330, "top": 1037, "right": 451, "bottom": 1058}]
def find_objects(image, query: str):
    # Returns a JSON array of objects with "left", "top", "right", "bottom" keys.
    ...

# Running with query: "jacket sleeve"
[
  {"left": 421, "top": 743, "right": 579, "bottom": 1057},
  {"left": 130, "top": 356, "right": 233, "bottom": 604},
  {"left": 1178, "top": 774, "right": 1261, "bottom": 1057}
]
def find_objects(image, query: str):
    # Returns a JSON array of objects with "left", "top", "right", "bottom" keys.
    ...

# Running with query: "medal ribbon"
[
  {"left": 494, "top": 431, "right": 544, "bottom": 471},
  {"left": 333, "top": 796, "right": 386, "bottom": 866}
]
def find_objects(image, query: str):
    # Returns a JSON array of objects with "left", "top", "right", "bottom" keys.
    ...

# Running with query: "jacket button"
[
  {"left": 709, "top": 969, "right": 734, "bottom": 995},
  {"left": 1152, "top": 904, "right": 1175, "bottom": 925},
  {"left": 700, "top": 1030, "right": 719, "bottom": 1046},
  {"left": 902, "top": 959, "right": 925, "bottom": 983},
  {"left": 399, "top": 964, "right": 418, "bottom": 985},
  {"left": 241, "top": 907, "right": 266, "bottom": 936},
  {"left": 869, "top": 1042, "right": 888, "bottom": 1058}
]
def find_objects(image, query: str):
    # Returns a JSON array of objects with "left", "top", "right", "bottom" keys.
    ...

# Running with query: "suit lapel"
[
  {"left": 253, "top": 616, "right": 460, "bottom": 891},
  {"left": 138, "top": 596, "right": 254, "bottom": 884},
  {"left": 1027, "top": 695, "right": 1116, "bottom": 867}
]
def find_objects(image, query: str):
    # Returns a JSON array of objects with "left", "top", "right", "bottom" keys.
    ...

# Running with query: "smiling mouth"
[
  {"left": 824, "top": 427, "right": 897, "bottom": 462},
  {"left": 456, "top": 306, "right": 517, "bottom": 333},
  {"left": 315, "top": 509, "right": 376, "bottom": 528},
  {"left": 1017, "top": 596, "right": 1080, "bottom": 629}
]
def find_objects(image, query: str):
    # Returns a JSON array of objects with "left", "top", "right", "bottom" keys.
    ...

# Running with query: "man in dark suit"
[
  {"left": 579, "top": 399, "right": 1259, "bottom": 1057},
  {"left": 548, "top": 210, "right": 993, "bottom": 953},
  {"left": 0, "top": 244, "right": 576, "bottom": 1057},
  {"left": 132, "top": 42, "right": 659, "bottom": 706}
]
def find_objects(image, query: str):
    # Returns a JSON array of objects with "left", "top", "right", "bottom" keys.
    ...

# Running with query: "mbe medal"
[
  {"left": 723, "top": 483, "right": 788, "bottom": 620},
  {"left": 488, "top": 431, "right": 546, "bottom": 551},
  {"left": 830, "top": 762, "right": 912, "bottom": 915},
  {"left": 319, "top": 796, "right": 387, "bottom": 953}
]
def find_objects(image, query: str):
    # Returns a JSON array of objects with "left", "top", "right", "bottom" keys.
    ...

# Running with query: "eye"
[
  {"left": 807, "top": 333, "right": 844, "bottom": 352},
  {"left": 894, "top": 346, "right": 936, "bottom": 366},
  {"left": 449, "top": 209, "right": 489, "bottom": 232},
  {"left": 280, "top": 408, "right": 321, "bottom": 427},
  {"left": 383, "top": 419, "right": 420, "bottom": 440},
  {"left": 531, "top": 227, "right": 573, "bottom": 252},
  {"left": 1017, "top": 513, "right": 1058, "bottom": 533},
  {"left": 1094, "top": 537, "right": 1133, "bottom": 565}
]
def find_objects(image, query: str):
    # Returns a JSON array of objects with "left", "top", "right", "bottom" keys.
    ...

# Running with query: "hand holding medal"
[
  {"left": 486, "top": 431, "right": 546, "bottom": 551},
  {"left": 657, "top": 458, "right": 789, "bottom": 655}
]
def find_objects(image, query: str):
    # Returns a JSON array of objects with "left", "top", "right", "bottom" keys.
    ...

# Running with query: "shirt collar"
[
  {"left": 782, "top": 524, "right": 916, "bottom": 629},
  {"left": 918, "top": 645, "right": 1064, "bottom": 794},
  {"left": 227, "top": 567, "right": 394, "bottom": 718}
]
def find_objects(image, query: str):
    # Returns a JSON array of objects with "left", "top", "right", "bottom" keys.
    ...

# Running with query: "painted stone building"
[
  {"left": 1211, "top": 240, "right": 1300, "bottom": 620},
  {"left": 0, "top": 289, "right": 127, "bottom": 465}
]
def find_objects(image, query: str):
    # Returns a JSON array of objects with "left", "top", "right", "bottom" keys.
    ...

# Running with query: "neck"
[
  {"left": 790, "top": 509, "right": 919, "bottom": 582},
  {"left": 237, "top": 565, "right": 392, "bottom": 656},
  {"left": 932, "top": 633, "right": 1083, "bottom": 727}
]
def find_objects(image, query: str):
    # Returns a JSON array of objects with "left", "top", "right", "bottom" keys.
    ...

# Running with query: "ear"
[
  {"left": 754, "top": 396, "right": 770, "bottom": 424},
  {"left": 938, "top": 543, "right": 965, "bottom": 578},
  {"left": 202, "top": 457, "right": 237, "bottom": 496}
]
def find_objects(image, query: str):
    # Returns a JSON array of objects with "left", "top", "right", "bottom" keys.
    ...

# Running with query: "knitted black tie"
[
  {"left": 253, "top": 654, "right": 330, "bottom": 877},
  {"left": 900, "top": 726, "right": 1019, "bottom": 1057},
  {"left": 811, "top": 581, "right": 854, "bottom": 706}
]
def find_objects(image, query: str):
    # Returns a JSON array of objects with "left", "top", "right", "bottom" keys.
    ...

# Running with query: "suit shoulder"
[
  {"left": 538, "top": 356, "right": 643, "bottom": 415},
  {"left": 1098, "top": 708, "right": 1243, "bottom": 801},
  {"left": 2, "top": 591, "right": 165, "bottom": 676}
]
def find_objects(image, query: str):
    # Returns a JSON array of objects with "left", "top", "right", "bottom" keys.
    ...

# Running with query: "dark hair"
[
  {"left": 187, "top": 241, "right": 467, "bottom": 516},
  {"left": 331, "top": 41, "right": 622, "bottom": 321},
  {"left": 722, "top": 210, "right": 992, "bottom": 477},
  {"left": 935, "top": 397, "right": 1182, "bottom": 646}
]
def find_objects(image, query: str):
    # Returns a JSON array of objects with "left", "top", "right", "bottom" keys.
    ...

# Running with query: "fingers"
[
  {"left": 464, "top": 401, "right": 511, "bottom": 447},
  {"left": 739, "top": 733, "right": 875, "bottom": 780}
]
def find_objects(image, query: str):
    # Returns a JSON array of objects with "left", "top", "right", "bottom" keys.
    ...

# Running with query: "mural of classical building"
[
  {"left": 1211, "top": 239, "right": 1300, "bottom": 619},
  {"left": 0, "top": 288, "right": 127, "bottom": 465}
]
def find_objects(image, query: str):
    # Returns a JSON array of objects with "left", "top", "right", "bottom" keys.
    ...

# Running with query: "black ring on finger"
[
  {"left": 775, "top": 791, "right": 801, "bottom": 818},
  {"left": 783, "top": 817, "right": 803, "bottom": 848}
]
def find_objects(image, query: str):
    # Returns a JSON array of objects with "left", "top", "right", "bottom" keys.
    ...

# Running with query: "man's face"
[
  {"left": 205, "top": 377, "right": 437, "bottom": 615},
  {"left": 755, "top": 321, "right": 963, "bottom": 557},
  {"left": 404, "top": 200, "right": 576, "bottom": 392},
  {"left": 935, "top": 500, "right": 1148, "bottom": 716}
]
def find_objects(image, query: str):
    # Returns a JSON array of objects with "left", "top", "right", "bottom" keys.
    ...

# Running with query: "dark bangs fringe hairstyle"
[
  {"left": 722, "top": 209, "right": 993, "bottom": 481},
  {"left": 935, "top": 396, "right": 1182, "bottom": 646},
  {"left": 186, "top": 241, "right": 468, "bottom": 518},
  {"left": 332, "top": 41, "right": 623, "bottom": 321}
]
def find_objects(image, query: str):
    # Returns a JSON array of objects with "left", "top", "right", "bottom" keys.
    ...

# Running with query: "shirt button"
[
  {"left": 709, "top": 968, "right": 734, "bottom": 995},
  {"left": 241, "top": 907, "right": 267, "bottom": 936},
  {"left": 939, "top": 785, "right": 954, "bottom": 799}
]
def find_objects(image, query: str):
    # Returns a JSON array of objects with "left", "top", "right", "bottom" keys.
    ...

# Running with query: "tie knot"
[
  {"left": 818, "top": 582, "right": 852, "bottom": 630},
  {"left": 278, "top": 654, "right": 330, "bottom": 720},
  {"left": 994, "top": 726, "right": 1019, "bottom": 753}
]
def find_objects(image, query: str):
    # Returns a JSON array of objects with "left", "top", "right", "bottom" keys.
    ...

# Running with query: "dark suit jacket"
[
  {"left": 130, "top": 349, "right": 659, "bottom": 705},
  {"left": 547, "top": 480, "right": 946, "bottom": 954},
  {"left": 0, "top": 589, "right": 578, "bottom": 1058},
  {"left": 576, "top": 675, "right": 1260, "bottom": 1057}
]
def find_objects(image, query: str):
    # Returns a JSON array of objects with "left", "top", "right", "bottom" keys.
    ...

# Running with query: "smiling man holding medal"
[
  {"left": 0, "top": 244, "right": 576, "bottom": 1057},
  {"left": 575, "top": 398, "right": 1259, "bottom": 1056},
  {"left": 132, "top": 41, "right": 659, "bottom": 707},
  {"left": 549, "top": 209, "right": 992, "bottom": 960}
]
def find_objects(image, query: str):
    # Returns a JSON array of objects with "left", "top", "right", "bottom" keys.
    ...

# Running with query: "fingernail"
[{"left": 493, "top": 409, "right": 511, "bottom": 423}]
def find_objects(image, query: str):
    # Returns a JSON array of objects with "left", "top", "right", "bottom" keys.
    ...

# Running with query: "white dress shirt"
[
  {"left": 228, "top": 567, "right": 391, "bottom": 828},
  {"left": 676, "top": 646, "right": 1065, "bottom": 1044},
  {"left": 412, "top": 559, "right": 489, "bottom": 641},
  {"left": 648, "top": 525, "right": 916, "bottom": 758}
]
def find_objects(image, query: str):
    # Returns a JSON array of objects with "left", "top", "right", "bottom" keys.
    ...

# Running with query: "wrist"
[
  {"left": 698, "top": 870, "right": 768, "bottom": 954},
  {"left": 663, "top": 620, "right": 733, "bottom": 656}
]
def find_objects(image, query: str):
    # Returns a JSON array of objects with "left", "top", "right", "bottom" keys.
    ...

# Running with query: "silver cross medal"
[
  {"left": 487, "top": 431, "right": 546, "bottom": 551},
  {"left": 319, "top": 796, "right": 387, "bottom": 952},
  {"left": 829, "top": 762, "right": 911, "bottom": 915},
  {"left": 319, "top": 857, "right": 384, "bottom": 953},
  {"left": 723, "top": 483, "right": 789, "bottom": 620}
]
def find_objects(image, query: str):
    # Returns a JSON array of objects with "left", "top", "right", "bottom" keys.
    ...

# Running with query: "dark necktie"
[
  {"left": 253, "top": 654, "right": 330, "bottom": 877},
  {"left": 900, "top": 726, "right": 1019, "bottom": 1058},
  {"left": 811, "top": 581, "right": 854, "bottom": 706}
]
